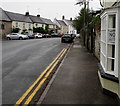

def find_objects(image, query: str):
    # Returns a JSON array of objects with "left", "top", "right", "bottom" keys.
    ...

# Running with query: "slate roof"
[
  {"left": 64, "top": 19, "right": 72, "bottom": 26},
  {"left": 41, "top": 17, "right": 54, "bottom": 25},
  {"left": 5, "top": 11, "right": 32, "bottom": 23},
  {"left": 57, "top": 20, "right": 67, "bottom": 26},
  {"left": 0, "top": 8, "right": 11, "bottom": 21},
  {"left": 29, "top": 15, "right": 44, "bottom": 24}
]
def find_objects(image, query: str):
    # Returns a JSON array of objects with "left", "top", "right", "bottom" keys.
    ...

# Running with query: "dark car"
[{"left": 61, "top": 34, "right": 74, "bottom": 43}]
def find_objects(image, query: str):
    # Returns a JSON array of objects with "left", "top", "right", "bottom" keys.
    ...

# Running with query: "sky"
[{"left": 0, "top": 0, "right": 102, "bottom": 21}]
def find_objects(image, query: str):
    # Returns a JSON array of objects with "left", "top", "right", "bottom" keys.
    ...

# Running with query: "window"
[
  {"left": 29, "top": 24, "right": 31, "bottom": 29},
  {"left": 100, "top": 11, "right": 118, "bottom": 77},
  {"left": 0, "top": 24, "right": 5, "bottom": 29},
  {"left": 36, "top": 24, "right": 38, "bottom": 27},
  {"left": 23, "top": 23, "right": 25, "bottom": 29},
  {"left": 16, "top": 22, "right": 18, "bottom": 27}
]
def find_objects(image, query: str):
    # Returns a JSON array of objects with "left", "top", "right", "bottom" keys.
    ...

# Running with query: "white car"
[
  {"left": 6, "top": 33, "right": 29, "bottom": 40},
  {"left": 34, "top": 33, "right": 42, "bottom": 38}
]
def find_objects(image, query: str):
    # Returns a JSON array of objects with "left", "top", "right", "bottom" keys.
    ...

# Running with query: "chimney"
[
  {"left": 70, "top": 18, "right": 72, "bottom": 21},
  {"left": 62, "top": 15, "right": 65, "bottom": 20},
  {"left": 25, "top": 12, "right": 29, "bottom": 16},
  {"left": 37, "top": 14, "right": 40, "bottom": 17}
]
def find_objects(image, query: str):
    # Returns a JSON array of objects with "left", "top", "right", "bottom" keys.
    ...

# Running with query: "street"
[{"left": 2, "top": 38, "right": 70, "bottom": 104}]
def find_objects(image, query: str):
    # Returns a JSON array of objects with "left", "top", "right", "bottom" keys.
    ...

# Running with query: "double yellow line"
[{"left": 15, "top": 48, "right": 67, "bottom": 105}]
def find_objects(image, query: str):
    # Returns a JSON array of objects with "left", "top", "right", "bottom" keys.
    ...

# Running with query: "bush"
[{"left": 12, "top": 28, "right": 20, "bottom": 33}]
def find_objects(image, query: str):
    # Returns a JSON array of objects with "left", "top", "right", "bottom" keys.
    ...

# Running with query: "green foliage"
[
  {"left": 33, "top": 27, "right": 49, "bottom": 34},
  {"left": 12, "top": 28, "right": 20, "bottom": 33}
]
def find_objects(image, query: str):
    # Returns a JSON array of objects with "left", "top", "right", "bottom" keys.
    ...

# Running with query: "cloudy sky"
[{"left": 1, "top": 0, "right": 101, "bottom": 21}]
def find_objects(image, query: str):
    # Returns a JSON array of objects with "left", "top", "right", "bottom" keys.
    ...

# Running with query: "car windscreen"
[{"left": 63, "top": 34, "right": 71, "bottom": 37}]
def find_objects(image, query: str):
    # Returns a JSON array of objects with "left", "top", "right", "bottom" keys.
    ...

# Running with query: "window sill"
[{"left": 98, "top": 63, "right": 119, "bottom": 83}]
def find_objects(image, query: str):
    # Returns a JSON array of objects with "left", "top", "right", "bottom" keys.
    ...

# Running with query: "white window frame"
[{"left": 100, "top": 8, "right": 119, "bottom": 77}]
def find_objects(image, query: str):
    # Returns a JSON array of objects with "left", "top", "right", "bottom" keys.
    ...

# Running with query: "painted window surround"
[{"left": 100, "top": 7, "right": 120, "bottom": 78}]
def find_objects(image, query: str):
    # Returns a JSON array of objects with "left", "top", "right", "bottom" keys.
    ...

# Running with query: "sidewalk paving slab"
[{"left": 41, "top": 38, "right": 119, "bottom": 104}]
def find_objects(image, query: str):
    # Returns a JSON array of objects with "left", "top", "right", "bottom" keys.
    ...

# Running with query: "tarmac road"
[{"left": 2, "top": 38, "right": 70, "bottom": 104}]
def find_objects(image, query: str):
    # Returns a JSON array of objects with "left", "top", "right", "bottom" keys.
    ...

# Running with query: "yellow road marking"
[
  {"left": 15, "top": 48, "right": 65, "bottom": 105},
  {"left": 24, "top": 49, "right": 67, "bottom": 105}
]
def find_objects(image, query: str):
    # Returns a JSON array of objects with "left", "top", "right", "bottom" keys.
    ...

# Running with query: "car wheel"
[
  {"left": 7, "top": 37, "right": 11, "bottom": 40},
  {"left": 61, "top": 40, "right": 64, "bottom": 43},
  {"left": 19, "top": 37, "right": 23, "bottom": 40}
]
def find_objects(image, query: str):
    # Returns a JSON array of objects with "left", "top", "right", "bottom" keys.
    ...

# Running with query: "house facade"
[
  {"left": 5, "top": 11, "right": 33, "bottom": 34},
  {"left": 28, "top": 14, "right": 45, "bottom": 30},
  {"left": 54, "top": 16, "right": 77, "bottom": 34},
  {"left": 0, "top": 8, "right": 12, "bottom": 39},
  {"left": 63, "top": 17, "right": 77, "bottom": 34},
  {"left": 1, "top": 9, "right": 55, "bottom": 37},
  {"left": 54, "top": 18, "right": 69, "bottom": 34},
  {"left": 41, "top": 17, "right": 55, "bottom": 33},
  {"left": 98, "top": 0, "right": 120, "bottom": 100}
]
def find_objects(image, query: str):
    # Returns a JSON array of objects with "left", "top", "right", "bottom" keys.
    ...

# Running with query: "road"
[{"left": 2, "top": 38, "right": 70, "bottom": 104}]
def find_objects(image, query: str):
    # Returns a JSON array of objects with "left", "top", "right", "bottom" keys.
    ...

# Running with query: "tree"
[
  {"left": 72, "top": 7, "right": 101, "bottom": 52},
  {"left": 12, "top": 28, "right": 20, "bottom": 33}
]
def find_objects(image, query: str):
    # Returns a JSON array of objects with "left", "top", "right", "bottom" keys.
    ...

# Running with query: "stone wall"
[{"left": 0, "top": 21, "right": 12, "bottom": 39}]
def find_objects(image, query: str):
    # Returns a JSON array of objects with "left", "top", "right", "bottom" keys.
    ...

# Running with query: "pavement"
[{"left": 39, "top": 38, "right": 119, "bottom": 104}]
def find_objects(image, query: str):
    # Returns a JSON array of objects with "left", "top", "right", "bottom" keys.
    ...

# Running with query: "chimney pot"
[
  {"left": 62, "top": 16, "right": 65, "bottom": 20},
  {"left": 37, "top": 15, "right": 40, "bottom": 17},
  {"left": 70, "top": 18, "right": 72, "bottom": 21},
  {"left": 25, "top": 12, "right": 29, "bottom": 16}
]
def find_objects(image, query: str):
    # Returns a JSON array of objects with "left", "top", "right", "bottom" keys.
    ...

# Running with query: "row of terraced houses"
[{"left": 0, "top": 8, "right": 77, "bottom": 39}]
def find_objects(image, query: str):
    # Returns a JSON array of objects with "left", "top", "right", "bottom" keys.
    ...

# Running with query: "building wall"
[
  {"left": 68, "top": 25, "right": 77, "bottom": 34},
  {"left": 103, "top": 0, "right": 120, "bottom": 8},
  {"left": 0, "top": 21, "right": 12, "bottom": 39},
  {"left": 12, "top": 21, "right": 33, "bottom": 33},
  {"left": 61, "top": 26, "right": 68, "bottom": 34},
  {"left": 48, "top": 25, "right": 54, "bottom": 29},
  {"left": 33, "top": 23, "right": 42, "bottom": 28},
  {"left": 94, "top": 29, "right": 100, "bottom": 60}
]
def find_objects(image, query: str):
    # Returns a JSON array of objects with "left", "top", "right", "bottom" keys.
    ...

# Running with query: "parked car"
[
  {"left": 61, "top": 34, "right": 74, "bottom": 43},
  {"left": 6, "top": 33, "right": 29, "bottom": 40},
  {"left": 42, "top": 34, "right": 51, "bottom": 38},
  {"left": 24, "top": 33, "right": 34, "bottom": 39},
  {"left": 34, "top": 33, "right": 42, "bottom": 38}
]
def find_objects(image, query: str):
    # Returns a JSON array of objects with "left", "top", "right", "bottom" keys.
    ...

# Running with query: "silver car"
[{"left": 6, "top": 33, "right": 29, "bottom": 40}]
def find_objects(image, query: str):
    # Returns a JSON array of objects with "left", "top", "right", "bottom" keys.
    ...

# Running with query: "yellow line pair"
[{"left": 15, "top": 48, "right": 67, "bottom": 105}]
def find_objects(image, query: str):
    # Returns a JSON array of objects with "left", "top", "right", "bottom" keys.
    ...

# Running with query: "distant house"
[
  {"left": 98, "top": 0, "right": 120, "bottom": 100},
  {"left": 0, "top": 8, "right": 12, "bottom": 38},
  {"left": 5, "top": 11, "right": 33, "bottom": 34},
  {"left": 54, "top": 17, "right": 68, "bottom": 34},
  {"left": 27, "top": 13, "right": 45, "bottom": 29},
  {"left": 63, "top": 17, "right": 77, "bottom": 34},
  {"left": 41, "top": 17, "right": 55, "bottom": 33},
  {"left": 54, "top": 16, "right": 77, "bottom": 34}
]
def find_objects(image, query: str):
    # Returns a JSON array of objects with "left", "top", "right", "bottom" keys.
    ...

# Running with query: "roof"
[
  {"left": 5, "top": 11, "right": 32, "bottom": 23},
  {"left": 0, "top": 8, "right": 11, "bottom": 21},
  {"left": 64, "top": 19, "right": 72, "bottom": 26},
  {"left": 41, "top": 17, "right": 54, "bottom": 25},
  {"left": 29, "top": 15, "right": 44, "bottom": 24},
  {"left": 57, "top": 20, "right": 67, "bottom": 26}
]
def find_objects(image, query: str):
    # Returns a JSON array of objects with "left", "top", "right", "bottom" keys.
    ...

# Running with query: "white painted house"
[
  {"left": 98, "top": 0, "right": 120, "bottom": 100},
  {"left": 63, "top": 18, "right": 77, "bottom": 34}
]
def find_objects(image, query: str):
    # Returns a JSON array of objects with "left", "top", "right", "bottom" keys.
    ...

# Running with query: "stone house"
[{"left": 0, "top": 8, "right": 12, "bottom": 39}]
